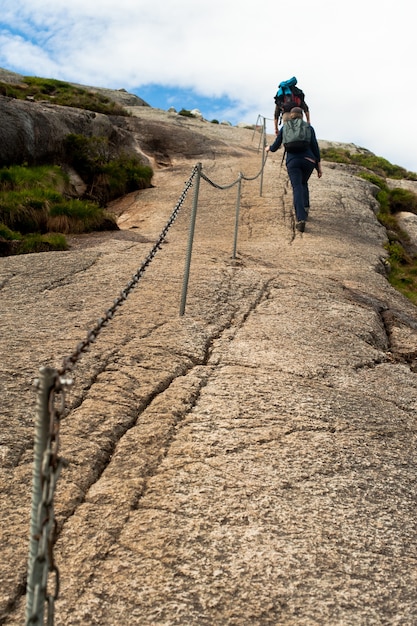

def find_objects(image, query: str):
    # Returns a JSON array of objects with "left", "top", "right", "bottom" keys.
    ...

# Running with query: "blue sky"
[
  {"left": 137, "top": 85, "right": 241, "bottom": 124},
  {"left": 1, "top": 0, "right": 417, "bottom": 173}
]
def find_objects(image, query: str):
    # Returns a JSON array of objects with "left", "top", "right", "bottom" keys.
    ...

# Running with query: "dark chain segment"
[{"left": 200, "top": 156, "right": 266, "bottom": 190}]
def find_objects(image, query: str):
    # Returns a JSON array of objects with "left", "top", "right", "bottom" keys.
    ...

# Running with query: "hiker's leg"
[
  {"left": 302, "top": 183, "right": 310, "bottom": 210},
  {"left": 301, "top": 161, "right": 315, "bottom": 213},
  {"left": 287, "top": 161, "right": 307, "bottom": 222}
]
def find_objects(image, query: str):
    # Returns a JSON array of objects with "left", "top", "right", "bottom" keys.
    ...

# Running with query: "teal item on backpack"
[
  {"left": 277, "top": 76, "right": 297, "bottom": 98},
  {"left": 282, "top": 118, "right": 311, "bottom": 153}
]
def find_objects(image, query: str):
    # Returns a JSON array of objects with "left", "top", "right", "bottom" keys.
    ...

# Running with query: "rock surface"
[
  {"left": 0, "top": 95, "right": 141, "bottom": 167},
  {"left": 397, "top": 211, "right": 417, "bottom": 247},
  {"left": 1, "top": 106, "right": 417, "bottom": 625}
]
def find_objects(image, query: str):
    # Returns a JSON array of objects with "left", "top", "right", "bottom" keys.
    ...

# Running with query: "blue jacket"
[{"left": 269, "top": 124, "right": 321, "bottom": 167}]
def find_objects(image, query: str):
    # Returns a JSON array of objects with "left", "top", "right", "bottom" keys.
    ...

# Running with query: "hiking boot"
[{"left": 296, "top": 220, "right": 306, "bottom": 233}]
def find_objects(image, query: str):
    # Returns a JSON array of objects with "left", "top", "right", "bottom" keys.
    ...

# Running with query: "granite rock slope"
[{"left": 1, "top": 109, "right": 417, "bottom": 625}]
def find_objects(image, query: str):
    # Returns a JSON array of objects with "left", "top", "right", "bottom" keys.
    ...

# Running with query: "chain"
[
  {"left": 241, "top": 159, "right": 267, "bottom": 182},
  {"left": 200, "top": 156, "right": 266, "bottom": 190},
  {"left": 26, "top": 373, "right": 68, "bottom": 625},
  {"left": 200, "top": 170, "right": 241, "bottom": 190},
  {"left": 26, "top": 152, "right": 269, "bottom": 624},
  {"left": 58, "top": 165, "right": 198, "bottom": 377},
  {"left": 57, "top": 158, "right": 267, "bottom": 376}
]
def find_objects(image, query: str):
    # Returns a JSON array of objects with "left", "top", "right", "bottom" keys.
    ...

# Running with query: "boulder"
[
  {"left": 396, "top": 211, "right": 417, "bottom": 247},
  {"left": 0, "top": 95, "right": 145, "bottom": 167}
]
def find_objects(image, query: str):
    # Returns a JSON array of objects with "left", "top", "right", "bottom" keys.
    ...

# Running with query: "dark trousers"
[{"left": 286, "top": 157, "right": 316, "bottom": 222}]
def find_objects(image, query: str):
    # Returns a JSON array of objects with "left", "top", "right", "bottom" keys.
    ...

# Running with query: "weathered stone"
[
  {"left": 0, "top": 95, "right": 142, "bottom": 167},
  {"left": 397, "top": 211, "right": 417, "bottom": 247},
  {"left": 1, "top": 107, "right": 417, "bottom": 625}
]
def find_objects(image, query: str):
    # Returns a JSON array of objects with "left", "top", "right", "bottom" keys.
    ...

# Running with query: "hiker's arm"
[
  {"left": 310, "top": 128, "right": 321, "bottom": 161},
  {"left": 309, "top": 128, "right": 322, "bottom": 176},
  {"left": 265, "top": 129, "right": 283, "bottom": 153},
  {"left": 274, "top": 104, "right": 280, "bottom": 133}
]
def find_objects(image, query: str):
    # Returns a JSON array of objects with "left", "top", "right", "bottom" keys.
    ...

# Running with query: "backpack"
[
  {"left": 274, "top": 77, "right": 304, "bottom": 108},
  {"left": 282, "top": 118, "right": 311, "bottom": 153},
  {"left": 276, "top": 76, "right": 297, "bottom": 98}
]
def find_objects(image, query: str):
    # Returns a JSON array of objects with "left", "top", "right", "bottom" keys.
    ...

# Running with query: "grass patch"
[
  {"left": 64, "top": 133, "right": 153, "bottom": 204},
  {"left": 0, "top": 222, "right": 22, "bottom": 240},
  {"left": 0, "top": 133, "right": 153, "bottom": 255},
  {"left": 0, "top": 164, "right": 118, "bottom": 253},
  {"left": 0, "top": 163, "right": 68, "bottom": 192},
  {"left": 47, "top": 198, "right": 116, "bottom": 234},
  {"left": 0, "top": 76, "right": 130, "bottom": 116},
  {"left": 323, "top": 147, "right": 417, "bottom": 303},
  {"left": 17, "top": 233, "right": 68, "bottom": 254},
  {"left": 178, "top": 109, "right": 197, "bottom": 118},
  {"left": 385, "top": 252, "right": 417, "bottom": 305},
  {"left": 321, "top": 148, "right": 417, "bottom": 180}
]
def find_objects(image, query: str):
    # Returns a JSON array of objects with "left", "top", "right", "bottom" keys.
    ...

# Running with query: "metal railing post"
[
  {"left": 252, "top": 114, "right": 262, "bottom": 147},
  {"left": 232, "top": 174, "right": 242, "bottom": 259},
  {"left": 25, "top": 366, "right": 57, "bottom": 626},
  {"left": 180, "top": 162, "right": 202, "bottom": 316},
  {"left": 260, "top": 116, "right": 267, "bottom": 197}
]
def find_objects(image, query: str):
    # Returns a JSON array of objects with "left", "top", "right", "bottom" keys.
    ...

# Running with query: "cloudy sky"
[{"left": 1, "top": 0, "right": 416, "bottom": 172}]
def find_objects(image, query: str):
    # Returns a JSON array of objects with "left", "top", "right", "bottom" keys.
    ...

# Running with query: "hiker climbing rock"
[
  {"left": 266, "top": 107, "right": 322, "bottom": 233},
  {"left": 274, "top": 76, "right": 310, "bottom": 134}
]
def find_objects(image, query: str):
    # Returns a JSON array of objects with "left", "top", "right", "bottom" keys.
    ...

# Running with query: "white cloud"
[{"left": 1, "top": 0, "right": 416, "bottom": 171}]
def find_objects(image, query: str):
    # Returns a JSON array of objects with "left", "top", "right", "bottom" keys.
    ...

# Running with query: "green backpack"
[{"left": 282, "top": 118, "right": 311, "bottom": 153}]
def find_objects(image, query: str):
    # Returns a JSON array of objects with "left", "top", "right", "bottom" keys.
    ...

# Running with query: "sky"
[{"left": 1, "top": 0, "right": 416, "bottom": 172}]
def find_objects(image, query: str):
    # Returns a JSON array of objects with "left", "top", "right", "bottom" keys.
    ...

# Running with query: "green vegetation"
[
  {"left": 0, "top": 163, "right": 118, "bottom": 254},
  {"left": 64, "top": 134, "right": 153, "bottom": 205},
  {"left": 323, "top": 147, "right": 417, "bottom": 304},
  {"left": 0, "top": 139, "right": 153, "bottom": 254},
  {"left": 0, "top": 75, "right": 155, "bottom": 256},
  {"left": 0, "top": 76, "right": 130, "bottom": 116},
  {"left": 0, "top": 221, "right": 68, "bottom": 254},
  {"left": 16, "top": 233, "right": 68, "bottom": 254},
  {"left": 321, "top": 148, "right": 417, "bottom": 181},
  {"left": 178, "top": 108, "right": 197, "bottom": 118},
  {"left": 0, "top": 223, "right": 22, "bottom": 240}
]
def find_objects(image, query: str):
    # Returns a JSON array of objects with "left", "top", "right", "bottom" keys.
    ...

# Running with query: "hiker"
[
  {"left": 265, "top": 107, "right": 322, "bottom": 233},
  {"left": 274, "top": 77, "right": 310, "bottom": 134}
]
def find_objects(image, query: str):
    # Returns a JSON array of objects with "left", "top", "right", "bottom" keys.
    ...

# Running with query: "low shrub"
[
  {"left": 48, "top": 199, "right": 117, "bottom": 234},
  {"left": 320, "top": 148, "right": 352, "bottom": 164},
  {"left": 0, "top": 76, "right": 130, "bottom": 116},
  {"left": 385, "top": 241, "right": 409, "bottom": 264},
  {"left": 64, "top": 134, "right": 153, "bottom": 204},
  {"left": 17, "top": 233, "right": 68, "bottom": 254},
  {"left": 0, "top": 223, "right": 22, "bottom": 240},
  {"left": 350, "top": 152, "right": 410, "bottom": 179},
  {"left": 324, "top": 147, "right": 417, "bottom": 304},
  {"left": 388, "top": 188, "right": 417, "bottom": 214},
  {"left": 178, "top": 109, "right": 196, "bottom": 118},
  {"left": 322, "top": 147, "right": 417, "bottom": 180},
  {"left": 0, "top": 164, "right": 118, "bottom": 253},
  {"left": 0, "top": 164, "right": 68, "bottom": 192}
]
